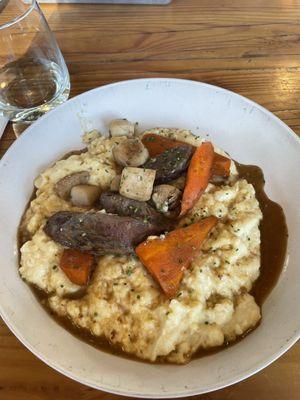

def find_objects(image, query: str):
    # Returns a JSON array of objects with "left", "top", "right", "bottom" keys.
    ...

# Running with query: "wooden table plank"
[{"left": 0, "top": 0, "right": 299, "bottom": 398}]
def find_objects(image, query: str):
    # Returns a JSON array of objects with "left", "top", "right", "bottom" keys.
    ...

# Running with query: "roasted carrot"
[
  {"left": 60, "top": 249, "right": 94, "bottom": 286},
  {"left": 179, "top": 142, "right": 214, "bottom": 217},
  {"left": 142, "top": 133, "right": 195, "bottom": 157},
  {"left": 211, "top": 153, "right": 231, "bottom": 178},
  {"left": 136, "top": 216, "right": 218, "bottom": 298}
]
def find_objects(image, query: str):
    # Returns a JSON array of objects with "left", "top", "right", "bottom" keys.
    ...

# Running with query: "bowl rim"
[
  {"left": 1, "top": 78, "right": 299, "bottom": 161},
  {"left": 0, "top": 77, "right": 299, "bottom": 398}
]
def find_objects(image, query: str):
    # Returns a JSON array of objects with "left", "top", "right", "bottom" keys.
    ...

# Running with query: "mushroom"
[
  {"left": 112, "top": 138, "right": 149, "bottom": 167},
  {"left": 109, "top": 119, "right": 136, "bottom": 137},
  {"left": 169, "top": 175, "right": 186, "bottom": 191},
  {"left": 55, "top": 171, "right": 90, "bottom": 200},
  {"left": 70, "top": 184, "right": 101, "bottom": 207},
  {"left": 110, "top": 175, "right": 121, "bottom": 192},
  {"left": 152, "top": 184, "right": 181, "bottom": 213}
]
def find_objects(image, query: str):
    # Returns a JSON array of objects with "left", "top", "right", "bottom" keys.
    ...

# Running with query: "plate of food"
[{"left": 0, "top": 78, "right": 299, "bottom": 398}]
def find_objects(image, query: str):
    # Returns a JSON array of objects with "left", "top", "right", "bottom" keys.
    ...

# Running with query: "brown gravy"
[
  {"left": 236, "top": 163, "right": 288, "bottom": 306},
  {"left": 18, "top": 162, "right": 288, "bottom": 363}
]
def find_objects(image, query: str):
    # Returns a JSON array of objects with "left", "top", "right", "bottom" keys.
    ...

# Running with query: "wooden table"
[{"left": 1, "top": 0, "right": 299, "bottom": 398}]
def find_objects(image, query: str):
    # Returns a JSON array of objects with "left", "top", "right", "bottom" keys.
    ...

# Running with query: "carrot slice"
[
  {"left": 136, "top": 216, "right": 218, "bottom": 298},
  {"left": 179, "top": 141, "right": 214, "bottom": 217},
  {"left": 60, "top": 249, "right": 94, "bottom": 286},
  {"left": 142, "top": 133, "right": 195, "bottom": 157},
  {"left": 212, "top": 153, "right": 231, "bottom": 178}
]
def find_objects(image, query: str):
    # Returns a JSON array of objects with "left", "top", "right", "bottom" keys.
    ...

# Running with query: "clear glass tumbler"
[{"left": 0, "top": 0, "right": 70, "bottom": 123}]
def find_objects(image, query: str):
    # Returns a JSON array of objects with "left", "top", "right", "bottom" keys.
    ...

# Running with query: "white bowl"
[{"left": 0, "top": 78, "right": 299, "bottom": 398}]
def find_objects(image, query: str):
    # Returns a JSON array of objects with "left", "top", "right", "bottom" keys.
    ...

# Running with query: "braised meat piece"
[
  {"left": 99, "top": 191, "right": 174, "bottom": 228},
  {"left": 143, "top": 146, "right": 193, "bottom": 184},
  {"left": 44, "top": 211, "right": 171, "bottom": 255}
]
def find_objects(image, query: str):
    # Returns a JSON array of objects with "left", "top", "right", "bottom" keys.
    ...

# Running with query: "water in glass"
[{"left": 0, "top": 0, "right": 70, "bottom": 123}]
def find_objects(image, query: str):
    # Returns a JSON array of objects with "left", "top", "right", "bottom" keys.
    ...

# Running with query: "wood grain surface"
[{"left": 0, "top": 0, "right": 299, "bottom": 399}]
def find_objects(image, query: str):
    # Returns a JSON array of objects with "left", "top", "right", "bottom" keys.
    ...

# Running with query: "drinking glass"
[{"left": 0, "top": 0, "right": 70, "bottom": 124}]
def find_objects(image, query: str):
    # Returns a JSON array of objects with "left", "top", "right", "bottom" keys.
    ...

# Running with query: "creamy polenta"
[{"left": 19, "top": 127, "right": 262, "bottom": 363}]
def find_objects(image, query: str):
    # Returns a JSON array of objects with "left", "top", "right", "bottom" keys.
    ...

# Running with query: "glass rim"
[{"left": 0, "top": 0, "right": 37, "bottom": 31}]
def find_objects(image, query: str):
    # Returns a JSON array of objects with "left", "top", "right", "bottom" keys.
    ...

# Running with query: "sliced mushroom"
[
  {"left": 109, "top": 119, "right": 136, "bottom": 137},
  {"left": 152, "top": 184, "right": 181, "bottom": 213},
  {"left": 112, "top": 138, "right": 149, "bottom": 167},
  {"left": 55, "top": 171, "right": 90, "bottom": 200},
  {"left": 169, "top": 175, "right": 186, "bottom": 191},
  {"left": 110, "top": 175, "right": 121, "bottom": 192},
  {"left": 70, "top": 184, "right": 101, "bottom": 207}
]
